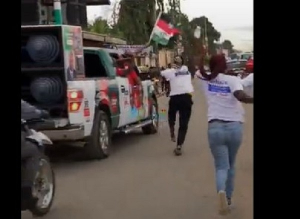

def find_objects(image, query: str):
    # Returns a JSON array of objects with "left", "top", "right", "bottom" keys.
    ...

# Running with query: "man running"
[{"left": 160, "top": 56, "right": 194, "bottom": 156}]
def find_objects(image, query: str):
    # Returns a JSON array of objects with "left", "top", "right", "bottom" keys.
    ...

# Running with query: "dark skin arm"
[
  {"left": 233, "top": 90, "right": 253, "bottom": 104},
  {"left": 198, "top": 54, "right": 221, "bottom": 81}
]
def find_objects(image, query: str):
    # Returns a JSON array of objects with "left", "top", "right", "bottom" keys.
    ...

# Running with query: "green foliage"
[
  {"left": 115, "top": 0, "right": 155, "bottom": 44},
  {"left": 87, "top": 0, "right": 235, "bottom": 63},
  {"left": 87, "top": 17, "right": 125, "bottom": 39},
  {"left": 87, "top": 17, "right": 111, "bottom": 34},
  {"left": 189, "top": 16, "right": 221, "bottom": 55}
]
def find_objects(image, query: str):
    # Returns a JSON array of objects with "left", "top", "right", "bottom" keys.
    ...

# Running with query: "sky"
[{"left": 87, "top": 0, "right": 253, "bottom": 51}]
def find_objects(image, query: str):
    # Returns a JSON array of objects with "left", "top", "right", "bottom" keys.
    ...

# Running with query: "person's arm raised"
[
  {"left": 198, "top": 55, "right": 216, "bottom": 80},
  {"left": 160, "top": 68, "right": 176, "bottom": 79}
]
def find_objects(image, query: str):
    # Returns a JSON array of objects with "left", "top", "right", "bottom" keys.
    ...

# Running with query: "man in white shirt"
[{"left": 161, "top": 56, "right": 194, "bottom": 156}]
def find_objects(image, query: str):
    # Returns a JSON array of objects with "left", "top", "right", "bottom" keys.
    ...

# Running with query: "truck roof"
[{"left": 83, "top": 47, "right": 124, "bottom": 55}]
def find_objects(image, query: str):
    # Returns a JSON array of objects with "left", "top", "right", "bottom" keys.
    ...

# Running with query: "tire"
[
  {"left": 142, "top": 98, "right": 159, "bottom": 134},
  {"left": 26, "top": 155, "right": 55, "bottom": 217},
  {"left": 85, "top": 110, "right": 112, "bottom": 159}
]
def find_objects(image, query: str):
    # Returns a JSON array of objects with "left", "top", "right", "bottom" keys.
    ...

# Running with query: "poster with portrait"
[{"left": 62, "top": 25, "right": 85, "bottom": 81}]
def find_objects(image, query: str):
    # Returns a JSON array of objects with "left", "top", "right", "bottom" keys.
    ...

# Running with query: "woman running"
[{"left": 196, "top": 54, "right": 253, "bottom": 215}]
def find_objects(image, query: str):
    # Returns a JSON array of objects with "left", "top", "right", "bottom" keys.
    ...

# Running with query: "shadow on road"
[{"left": 46, "top": 131, "right": 152, "bottom": 167}]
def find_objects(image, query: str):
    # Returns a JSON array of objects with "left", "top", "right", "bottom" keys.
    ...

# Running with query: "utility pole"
[
  {"left": 169, "top": 0, "right": 176, "bottom": 58},
  {"left": 152, "top": 0, "right": 158, "bottom": 67},
  {"left": 53, "top": 0, "right": 63, "bottom": 25},
  {"left": 169, "top": 0, "right": 183, "bottom": 56}
]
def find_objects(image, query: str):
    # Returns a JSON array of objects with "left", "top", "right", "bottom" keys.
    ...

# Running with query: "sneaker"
[
  {"left": 218, "top": 190, "right": 229, "bottom": 215},
  {"left": 173, "top": 146, "right": 182, "bottom": 156}
]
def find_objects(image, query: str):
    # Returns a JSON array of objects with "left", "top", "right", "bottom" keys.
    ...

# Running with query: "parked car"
[{"left": 227, "top": 59, "right": 247, "bottom": 76}]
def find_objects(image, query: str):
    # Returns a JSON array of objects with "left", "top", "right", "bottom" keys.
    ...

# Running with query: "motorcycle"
[{"left": 21, "top": 118, "right": 55, "bottom": 217}]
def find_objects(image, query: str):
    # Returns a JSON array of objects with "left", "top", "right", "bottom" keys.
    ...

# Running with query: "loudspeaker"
[
  {"left": 21, "top": 0, "right": 87, "bottom": 27},
  {"left": 21, "top": 26, "right": 64, "bottom": 69},
  {"left": 66, "top": 0, "right": 87, "bottom": 27},
  {"left": 21, "top": 0, "right": 40, "bottom": 25}
]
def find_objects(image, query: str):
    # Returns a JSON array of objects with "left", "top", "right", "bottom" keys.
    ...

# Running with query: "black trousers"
[{"left": 168, "top": 93, "right": 193, "bottom": 146}]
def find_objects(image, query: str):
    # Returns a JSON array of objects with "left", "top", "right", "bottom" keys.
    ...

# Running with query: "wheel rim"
[
  {"left": 33, "top": 158, "right": 54, "bottom": 209},
  {"left": 151, "top": 105, "right": 158, "bottom": 129},
  {"left": 99, "top": 120, "right": 109, "bottom": 154}
]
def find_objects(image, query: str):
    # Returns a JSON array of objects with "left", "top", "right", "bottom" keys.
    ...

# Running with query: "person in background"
[
  {"left": 164, "top": 64, "right": 172, "bottom": 97},
  {"left": 196, "top": 54, "right": 253, "bottom": 215},
  {"left": 160, "top": 67, "right": 167, "bottom": 92},
  {"left": 116, "top": 54, "right": 143, "bottom": 109},
  {"left": 161, "top": 56, "right": 194, "bottom": 156},
  {"left": 194, "top": 65, "right": 199, "bottom": 79}
]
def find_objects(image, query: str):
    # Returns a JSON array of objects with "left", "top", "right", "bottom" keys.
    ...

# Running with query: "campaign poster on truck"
[{"left": 62, "top": 25, "right": 85, "bottom": 81}]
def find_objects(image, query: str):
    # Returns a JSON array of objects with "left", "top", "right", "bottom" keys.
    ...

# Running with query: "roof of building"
[{"left": 86, "top": 0, "right": 110, "bottom": 6}]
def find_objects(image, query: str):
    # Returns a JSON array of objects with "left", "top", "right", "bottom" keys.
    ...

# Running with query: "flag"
[{"left": 150, "top": 13, "right": 180, "bottom": 46}]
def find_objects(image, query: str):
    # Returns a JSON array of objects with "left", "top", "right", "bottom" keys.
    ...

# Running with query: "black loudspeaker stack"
[{"left": 21, "top": 0, "right": 88, "bottom": 28}]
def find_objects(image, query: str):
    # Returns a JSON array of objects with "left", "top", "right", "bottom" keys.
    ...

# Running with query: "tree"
[
  {"left": 222, "top": 40, "right": 234, "bottom": 53},
  {"left": 114, "top": 0, "right": 155, "bottom": 44},
  {"left": 87, "top": 17, "right": 111, "bottom": 35},
  {"left": 189, "top": 16, "right": 221, "bottom": 56},
  {"left": 87, "top": 16, "right": 125, "bottom": 39}
]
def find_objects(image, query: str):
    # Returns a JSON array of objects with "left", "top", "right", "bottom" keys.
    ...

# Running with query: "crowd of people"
[
  {"left": 98, "top": 50, "right": 253, "bottom": 215},
  {"left": 160, "top": 54, "right": 253, "bottom": 215}
]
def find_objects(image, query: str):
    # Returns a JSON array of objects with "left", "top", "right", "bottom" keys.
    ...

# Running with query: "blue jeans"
[{"left": 208, "top": 121, "right": 243, "bottom": 198}]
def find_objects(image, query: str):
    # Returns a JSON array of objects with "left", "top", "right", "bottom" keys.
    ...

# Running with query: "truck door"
[
  {"left": 116, "top": 75, "right": 132, "bottom": 127},
  {"left": 141, "top": 81, "right": 150, "bottom": 119}
]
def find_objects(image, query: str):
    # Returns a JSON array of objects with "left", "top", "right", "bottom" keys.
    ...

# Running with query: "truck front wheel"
[{"left": 85, "top": 110, "right": 112, "bottom": 159}]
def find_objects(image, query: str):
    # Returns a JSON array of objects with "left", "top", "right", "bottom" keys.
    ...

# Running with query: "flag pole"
[
  {"left": 148, "top": 11, "right": 163, "bottom": 45},
  {"left": 53, "top": 0, "right": 63, "bottom": 25}
]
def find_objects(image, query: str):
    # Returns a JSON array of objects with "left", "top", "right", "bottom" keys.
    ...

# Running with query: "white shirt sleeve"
[
  {"left": 161, "top": 68, "right": 176, "bottom": 80},
  {"left": 179, "top": 65, "right": 188, "bottom": 72},
  {"left": 227, "top": 76, "right": 244, "bottom": 93},
  {"left": 241, "top": 74, "right": 253, "bottom": 87}
]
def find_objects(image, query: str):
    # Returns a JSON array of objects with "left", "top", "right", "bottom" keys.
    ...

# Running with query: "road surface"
[{"left": 22, "top": 83, "right": 253, "bottom": 219}]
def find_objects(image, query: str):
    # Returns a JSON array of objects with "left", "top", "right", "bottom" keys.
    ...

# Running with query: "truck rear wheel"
[
  {"left": 85, "top": 110, "right": 111, "bottom": 159},
  {"left": 142, "top": 98, "right": 158, "bottom": 134}
]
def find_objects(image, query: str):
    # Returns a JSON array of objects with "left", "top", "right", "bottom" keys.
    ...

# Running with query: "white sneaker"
[{"left": 218, "top": 190, "right": 229, "bottom": 215}]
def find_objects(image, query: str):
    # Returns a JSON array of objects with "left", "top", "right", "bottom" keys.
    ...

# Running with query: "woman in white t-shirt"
[{"left": 196, "top": 54, "right": 253, "bottom": 215}]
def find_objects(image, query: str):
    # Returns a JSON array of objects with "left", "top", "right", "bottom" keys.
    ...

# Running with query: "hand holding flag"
[{"left": 148, "top": 12, "right": 180, "bottom": 46}]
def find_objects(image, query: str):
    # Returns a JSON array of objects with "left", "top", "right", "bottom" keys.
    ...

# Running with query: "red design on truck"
[{"left": 110, "top": 93, "right": 118, "bottom": 113}]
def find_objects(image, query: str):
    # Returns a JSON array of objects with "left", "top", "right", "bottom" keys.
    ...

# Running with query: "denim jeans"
[{"left": 207, "top": 121, "right": 243, "bottom": 198}]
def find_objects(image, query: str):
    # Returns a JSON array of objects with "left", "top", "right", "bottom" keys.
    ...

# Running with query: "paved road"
[{"left": 22, "top": 83, "right": 253, "bottom": 219}]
